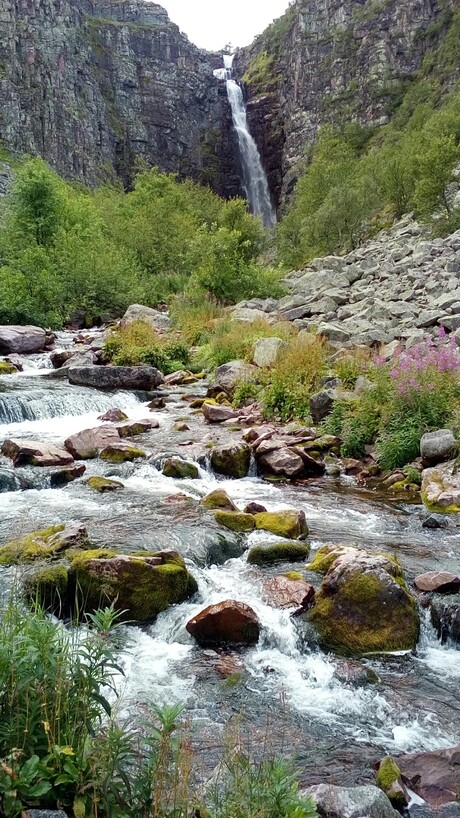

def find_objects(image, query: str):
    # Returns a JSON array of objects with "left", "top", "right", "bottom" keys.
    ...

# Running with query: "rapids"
[{"left": 0, "top": 341, "right": 459, "bottom": 788}]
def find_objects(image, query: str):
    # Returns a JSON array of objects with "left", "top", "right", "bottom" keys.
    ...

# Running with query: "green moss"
[
  {"left": 214, "top": 511, "right": 256, "bottom": 533},
  {"left": 0, "top": 524, "right": 66, "bottom": 566},
  {"left": 24, "top": 565, "right": 69, "bottom": 613},
  {"left": 201, "top": 489, "right": 238, "bottom": 511},
  {"left": 421, "top": 489, "right": 460, "bottom": 514},
  {"left": 99, "top": 446, "right": 146, "bottom": 463},
  {"left": 376, "top": 757, "right": 406, "bottom": 807},
  {"left": 87, "top": 476, "right": 124, "bottom": 492},
  {"left": 247, "top": 541, "right": 311, "bottom": 566},
  {"left": 162, "top": 458, "right": 199, "bottom": 479},
  {"left": 210, "top": 445, "right": 251, "bottom": 478},
  {"left": 306, "top": 546, "right": 339, "bottom": 574},
  {"left": 283, "top": 571, "right": 304, "bottom": 580},
  {"left": 254, "top": 511, "right": 307, "bottom": 540},
  {"left": 0, "top": 362, "right": 17, "bottom": 374}
]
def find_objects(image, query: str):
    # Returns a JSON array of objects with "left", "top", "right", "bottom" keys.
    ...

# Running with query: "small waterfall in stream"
[{"left": 215, "top": 55, "right": 276, "bottom": 228}]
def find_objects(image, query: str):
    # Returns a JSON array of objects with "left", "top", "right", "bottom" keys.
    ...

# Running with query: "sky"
[{"left": 159, "top": 0, "right": 291, "bottom": 51}]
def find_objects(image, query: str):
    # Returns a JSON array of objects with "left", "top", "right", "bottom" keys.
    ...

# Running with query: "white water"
[{"left": 215, "top": 55, "right": 276, "bottom": 228}]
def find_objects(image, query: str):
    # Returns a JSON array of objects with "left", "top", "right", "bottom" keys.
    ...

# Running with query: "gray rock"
[
  {"left": 212, "top": 360, "right": 257, "bottom": 397},
  {"left": 309, "top": 389, "right": 336, "bottom": 424},
  {"left": 26, "top": 812, "right": 69, "bottom": 818},
  {"left": 68, "top": 366, "right": 164, "bottom": 390},
  {"left": 303, "top": 784, "right": 399, "bottom": 818},
  {"left": 253, "top": 337, "right": 288, "bottom": 367},
  {"left": 0, "top": 325, "right": 46, "bottom": 354},
  {"left": 421, "top": 430, "right": 458, "bottom": 467},
  {"left": 230, "top": 307, "right": 267, "bottom": 323},
  {"left": 316, "top": 323, "right": 351, "bottom": 343},
  {"left": 121, "top": 304, "right": 171, "bottom": 331}
]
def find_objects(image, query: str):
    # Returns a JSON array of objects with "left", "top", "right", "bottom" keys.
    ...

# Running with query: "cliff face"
[
  {"left": 0, "top": 0, "right": 242, "bottom": 191},
  {"left": 236, "top": 0, "right": 459, "bottom": 206}
]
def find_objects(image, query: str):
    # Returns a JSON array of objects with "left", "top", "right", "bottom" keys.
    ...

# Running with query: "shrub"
[
  {"left": 262, "top": 335, "right": 328, "bottom": 421},
  {"left": 197, "top": 317, "right": 296, "bottom": 370},
  {"left": 104, "top": 321, "right": 190, "bottom": 373}
]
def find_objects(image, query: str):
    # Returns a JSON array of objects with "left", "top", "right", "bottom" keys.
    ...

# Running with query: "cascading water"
[{"left": 215, "top": 55, "right": 276, "bottom": 228}]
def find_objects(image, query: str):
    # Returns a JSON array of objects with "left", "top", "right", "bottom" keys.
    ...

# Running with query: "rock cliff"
[
  {"left": 0, "top": 0, "right": 242, "bottom": 192},
  {"left": 236, "top": 0, "right": 459, "bottom": 206}
]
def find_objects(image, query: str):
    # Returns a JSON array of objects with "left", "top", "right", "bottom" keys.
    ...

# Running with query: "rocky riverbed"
[{"left": 0, "top": 331, "right": 459, "bottom": 813}]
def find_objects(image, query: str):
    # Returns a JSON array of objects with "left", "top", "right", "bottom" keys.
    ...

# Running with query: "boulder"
[
  {"left": 202, "top": 403, "right": 239, "bottom": 423},
  {"left": 397, "top": 746, "right": 460, "bottom": 807},
  {"left": 69, "top": 549, "right": 197, "bottom": 623},
  {"left": 262, "top": 576, "right": 315, "bottom": 611},
  {"left": 49, "top": 464, "right": 86, "bottom": 487},
  {"left": 309, "top": 389, "right": 337, "bottom": 424},
  {"left": 98, "top": 408, "right": 128, "bottom": 422},
  {"left": 253, "top": 510, "right": 308, "bottom": 539},
  {"left": 186, "top": 600, "right": 260, "bottom": 647},
  {"left": 24, "top": 565, "right": 70, "bottom": 615},
  {"left": 422, "top": 515, "right": 449, "bottom": 530},
  {"left": 50, "top": 349, "right": 74, "bottom": 369},
  {"left": 121, "top": 304, "right": 171, "bottom": 331},
  {"left": 230, "top": 307, "right": 267, "bottom": 323},
  {"left": 0, "top": 325, "right": 46, "bottom": 354},
  {"left": 87, "top": 477, "right": 124, "bottom": 493},
  {"left": 414, "top": 572, "right": 460, "bottom": 593},
  {"left": 162, "top": 457, "right": 199, "bottom": 479},
  {"left": 303, "top": 784, "right": 399, "bottom": 818},
  {"left": 376, "top": 756, "right": 410, "bottom": 808},
  {"left": 210, "top": 442, "right": 251, "bottom": 478},
  {"left": 308, "top": 547, "right": 420, "bottom": 655},
  {"left": 2, "top": 439, "right": 74, "bottom": 467},
  {"left": 65, "top": 426, "right": 120, "bottom": 459},
  {"left": 243, "top": 502, "right": 267, "bottom": 514},
  {"left": 212, "top": 360, "right": 257, "bottom": 397},
  {"left": 430, "top": 595, "right": 460, "bottom": 644},
  {"left": 258, "top": 447, "right": 305, "bottom": 479},
  {"left": 247, "top": 541, "right": 311, "bottom": 566},
  {"left": 421, "top": 430, "right": 458, "bottom": 467},
  {"left": 0, "top": 466, "right": 28, "bottom": 492},
  {"left": 422, "top": 461, "right": 460, "bottom": 513},
  {"left": 0, "top": 522, "right": 89, "bottom": 566},
  {"left": 200, "top": 489, "right": 238, "bottom": 511},
  {"left": 215, "top": 511, "right": 256, "bottom": 532},
  {"left": 99, "top": 444, "right": 146, "bottom": 463},
  {"left": 116, "top": 418, "right": 159, "bottom": 436},
  {"left": 252, "top": 337, "right": 288, "bottom": 367},
  {"left": 68, "top": 366, "right": 164, "bottom": 390}
]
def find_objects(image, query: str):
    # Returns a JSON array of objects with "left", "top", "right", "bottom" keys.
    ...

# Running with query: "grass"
[
  {"left": 104, "top": 321, "right": 190, "bottom": 373},
  {"left": 194, "top": 316, "right": 297, "bottom": 370}
]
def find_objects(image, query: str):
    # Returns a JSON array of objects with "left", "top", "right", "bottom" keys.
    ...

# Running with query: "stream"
[{"left": 0, "top": 338, "right": 459, "bottom": 789}]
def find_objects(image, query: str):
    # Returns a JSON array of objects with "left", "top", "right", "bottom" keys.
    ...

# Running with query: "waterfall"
[{"left": 214, "top": 55, "right": 276, "bottom": 228}]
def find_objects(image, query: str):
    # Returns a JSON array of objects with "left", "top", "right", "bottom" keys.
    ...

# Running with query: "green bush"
[{"left": 104, "top": 322, "right": 190, "bottom": 373}]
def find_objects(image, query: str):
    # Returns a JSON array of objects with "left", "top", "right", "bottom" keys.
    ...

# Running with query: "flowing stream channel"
[{"left": 0, "top": 340, "right": 459, "bottom": 788}]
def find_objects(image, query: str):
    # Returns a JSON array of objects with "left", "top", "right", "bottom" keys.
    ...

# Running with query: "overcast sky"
[{"left": 160, "top": 1, "right": 291, "bottom": 50}]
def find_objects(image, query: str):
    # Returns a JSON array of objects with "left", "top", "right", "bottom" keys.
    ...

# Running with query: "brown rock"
[
  {"left": 398, "top": 746, "right": 460, "bottom": 807},
  {"left": 202, "top": 403, "right": 239, "bottom": 423},
  {"left": 291, "top": 447, "right": 326, "bottom": 475},
  {"left": 115, "top": 418, "right": 159, "bottom": 437},
  {"left": 258, "top": 447, "right": 305, "bottom": 479},
  {"left": 186, "top": 600, "right": 260, "bottom": 647},
  {"left": 262, "top": 576, "right": 315, "bottom": 612},
  {"left": 65, "top": 426, "right": 120, "bottom": 459},
  {"left": 50, "top": 464, "right": 86, "bottom": 487},
  {"left": 243, "top": 502, "right": 267, "bottom": 515},
  {"left": 414, "top": 572, "right": 460, "bottom": 593},
  {"left": 98, "top": 408, "right": 128, "bottom": 422},
  {"left": 2, "top": 439, "right": 74, "bottom": 467},
  {"left": 51, "top": 350, "right": 74, "bottom": 369}
]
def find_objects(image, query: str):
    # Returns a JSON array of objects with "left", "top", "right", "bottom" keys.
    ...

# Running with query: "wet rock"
[
  {"left": 214, "top": 511, "right": 256, "bottom": 532},
  {"left": 0, "top": 522, "right": 89, "bottom": 566},
  {"left": 397, "top": 746, "right": 460, "bottom": 806},
  {"left": 211, "top": 360, "right": 257, "bottom": 397},
  {"left": 49, "top": 464, "right": 86, "bottom": 487},
  {"left": 262, "top": 576, "right": 315, "bottom": 611},
  {"left": 202, "top": 402, "right": 239, "bottom": 423},
  {"left": 148, "top": 397, "right": 166, "bottom": 410},
  {"left": 4, "top": 354, "right": 24, "bottom": 371},
  {"left": 430, "top": 595, "right": 460, "bottom": 643},
  {"left": 252, "top": 337, "right": 288, "bottom": 367},
  {"left": 68, "top": 365, "right": 164, "bottom": 390},
  {"left": 303, "top": 783, "right": 400, "bottom": 818},
  {"left": 422, "top": 461, "right": 460, "bottom": 513},
  {"left": 201, "top": 489, "right": 238, "bottom": 511},
  {"left": 258, "top": 447, "right": 305, "bottom": 479},
  {"left": 174, "top": 421, "right": 190, "bottom": 431},
  {"left": 0, "top": 361, "right": 18, "bottom": 374},
  {"left": 165, "top": 370, "right": 197, "bottom": 386},
  {"left": 24, "top": 564, "right": 69, "bottom": 615},
  {"left": 308, "top": 547, "right": 420, "bottom": 655},
  {"left": 98, "top": 408, "right": 128, "bottom": 422},
  {"left": 376, "top": 756, "right": 410, "bottom": 808},
  {"left": 292, "top": 447, "right": 327, "bottom": 476},
  {"left": 162, "top": 457, "right": 199, "bottom": 479},
  {"left": 121, "top": 303, "right": 171, "bottom": 331},
  {"left": 70, "top": 549, "right": 197, "bottom": 623},
  {"left": 186, "top": 600, "right": 260, "bottom": 647},
  {"left": 414, "top": 572, "right": 460, "bottom": 593},
  {"left": 410, "top": 803, "right": 460, "bottom": 818},
  {"left": 65, "top": 426, "right": 120, "bottom": 459},
  {"left": 421, "top": 430, "right": 458, "bottom": 467},
  {"left": 50, "top": 349, "right": 74, "bottom": 368},
  {"left": 99, "top": 444, "right": 146, "bottom": 463},
  {"left": 2, "top": 438, "right": 74, "bottom": 467},
  {"left": 87, "top": 476, "right": 124, "bottom": 493},
  {"left": 0, "top": 466, "right": 28, "bottom": 492},
  {"left": 243, "top": 502, "right": 267, "bottom": 514},
  {"left": 247, "top": 541, "right": 311, "bottom": 566},
  {"left": 0, "top": 325, "right": 46, "bottom": 354},
  {"left": 210, "top": 442, "right": 251, "bottom": 478},
  {"left": 422, "top": 515, "right": 449, "bottom": 529},
  {"left": 253, "top": 510, "right": 308, "bottom": 539},
  {"left": 333, "top": 659, "right": 380, "bottom": 687},
  {"left": 116, "top": 418, "right": 159, "bottom": 437}
]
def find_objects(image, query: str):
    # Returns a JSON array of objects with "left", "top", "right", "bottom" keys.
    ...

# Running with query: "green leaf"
[{"left": 73, "top": 795, "right": 87, "bottom": 818}]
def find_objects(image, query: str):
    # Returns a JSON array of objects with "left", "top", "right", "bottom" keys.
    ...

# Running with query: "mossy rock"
[
  {"left": 69, "top": 549, "right": 197, "bottom": 623},
  {"left": 309, "top": 560, "right": 420, "bottom": 656},
  {"left": 376, "top": 756, "right": 407, "bottom": 808},
  {"left": 87, "top": 476, "right": 124, "bottom": 493},
  {"left": 190, "top": 398, "right": 205, "bottom": 409},
  {"left": 214, "top": 511, "right": 255, "bottom": 532},
  {"left": 162, "top": 457, "right": 199, "bottom": 479},
  {"left": 99, "top": 445, "right": 146, "bottom": 463},
  {"left": 201, "top": 489, "right": 238, "bottom": 511},
  {"left": 210, "top": 443, "right": 251, "bottom": 479},
  {"left": 284, "top": 571, "right": 305, "bottom": 581},
  {"left": 306, "top": 545, "right": 341, "bottom": 574},
  {"left": 24, "top": 564, "right": 69, "bottom": 614},
  {"left": 0, "top": 362, "right": 17, "bottom": 374},
  {"left": 0, "top": 523, "right": 89, "bottom": 566},
  {"left": 253, "top": 510, "right": 308, "bottom": 540},
  {"left": 247, "top": 541, "right": 310, "bottom": 566}
]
